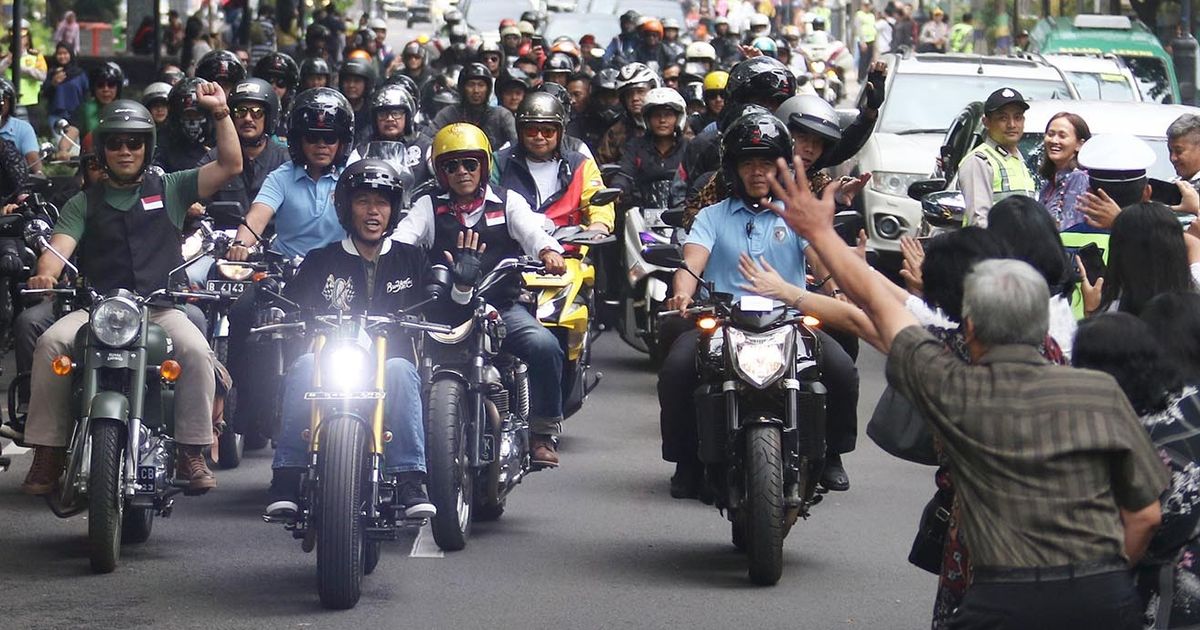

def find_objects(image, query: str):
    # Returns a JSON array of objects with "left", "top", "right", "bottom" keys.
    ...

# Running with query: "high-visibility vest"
[
  {"left": 960, "top": 142, "right": 1037, "bottom": 224},
  {"left": 856, "top": 10, "right": 877, "bottom": 42},
  {"left": 1058, "top": 229, "right": 1110, "bottom": 319},
  {"left": 812, "top": 6, "right": 832, "bottom": 23},
  {"left": 949, "top": 23, "right": 974, "bottom": 53}
]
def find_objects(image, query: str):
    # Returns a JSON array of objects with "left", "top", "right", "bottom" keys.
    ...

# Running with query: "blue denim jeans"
[
  {"left": 499, "top": 303, "right": 564, "bottom": 435},
  {"left": 273, "top": 353, "right": 426, "bottom": 474}
]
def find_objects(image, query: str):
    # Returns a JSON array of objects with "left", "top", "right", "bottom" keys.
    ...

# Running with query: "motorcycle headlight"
[
  {"left": 90, "top": 297, "right": 142, "bottom": 348},
  {"left": 870, "top": 171, "right": 925, "bottom": 198},
  {"left": 321, "top": 344, "right": 373, "bottom": 392},
  {"left": 727, "top": 326, "right": 793, "bottom": 389},
  {"left": 217, "top": 262, "right": 255, "bottom": 281}
]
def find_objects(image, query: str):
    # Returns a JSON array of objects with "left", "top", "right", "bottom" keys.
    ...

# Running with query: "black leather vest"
[
  {"left": 79, "top": 170, "right": 185, "bottom": 295},
  {"left": 432, "top": 190, "right": 523, "bottom": 303}
]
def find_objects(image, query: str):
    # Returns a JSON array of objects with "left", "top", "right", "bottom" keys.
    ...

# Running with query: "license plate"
[
  {"left": 206, "top": 280, "right": 250, "bottom": 297},
  {"left": 303, "top": 391, "right": 386, "bottom": 400}
]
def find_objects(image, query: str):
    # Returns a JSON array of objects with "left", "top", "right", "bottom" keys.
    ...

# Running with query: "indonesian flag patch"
[
  {"left": 484, "top": 209, "right": 506, "bottom": 226},
  {"left": 142, "top": 195, "right": 164, "bottom": 212}
]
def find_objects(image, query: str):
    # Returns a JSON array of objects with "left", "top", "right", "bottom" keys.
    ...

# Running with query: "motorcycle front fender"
[{"left": 86, "top": 390, "right": 130, "bottom": 423}]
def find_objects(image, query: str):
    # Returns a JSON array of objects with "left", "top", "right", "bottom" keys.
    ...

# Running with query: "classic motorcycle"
[
  {"left": 258, "top": 304, "right": 450, "bottom": 609},
  {"left": 616, "top": 179, "right": 683, "bottom": 362},
  {"left": 423, "top": 257, "right": 546, "bottom": 551},
  {"left": 13, "top": 224, "right": 221, "bottom": 574},
  {"left": 644, "top": 244, "right": 829, "bottom": 586}
]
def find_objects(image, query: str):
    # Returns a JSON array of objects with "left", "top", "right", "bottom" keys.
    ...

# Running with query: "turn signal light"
[
  {"left": 159, "top": 360, "right": 182, "bottom": 382},
  {"left": 252, "top": 271, "right": 268, "bottom": 282},
  {"left": 697, "top": 317, "right": 718, "bottom": 332},
  {"left": 802, "top": 315, "right": 821, "bottom": 328},
  {"left": 51, "top": 355, "right": 72, "bottom": 376}
]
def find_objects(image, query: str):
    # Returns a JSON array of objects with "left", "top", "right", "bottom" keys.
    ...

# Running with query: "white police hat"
[{"left": 1078, "top": 133, "right": 1156, "bottom": 184}]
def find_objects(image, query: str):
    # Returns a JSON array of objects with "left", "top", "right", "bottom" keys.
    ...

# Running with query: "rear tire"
[
  {"left": 88, "top": 420, "right": 125, "bottom": 574},
  {"left": 315, "top": 417, "right": 368, "bottom": 610},
  {"left": 426, "top": 378, "right": 472, "bottom": 551},
  {"left": 745, "top": 424, "right": 785, "bottom": 586}
]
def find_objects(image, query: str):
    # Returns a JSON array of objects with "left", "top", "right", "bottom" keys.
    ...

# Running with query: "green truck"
[{"left": 1029, "top": 14, "right": 1181, "bottom": 104}]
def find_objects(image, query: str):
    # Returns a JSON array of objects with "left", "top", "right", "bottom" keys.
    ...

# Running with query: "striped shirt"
[{"left": 886, "top": 326, "right": 1170, "bottom": 568}]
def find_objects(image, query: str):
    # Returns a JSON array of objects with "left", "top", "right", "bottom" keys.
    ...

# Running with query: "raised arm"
[{"left": 195, "top": 81, "right": 243, "bottom": 199}]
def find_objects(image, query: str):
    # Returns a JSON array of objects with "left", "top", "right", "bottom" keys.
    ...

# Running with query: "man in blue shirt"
[
  {"left": 658, "top": 111, "right": 860, "bottom": 497},
  {"left": 0, "top": 78, "right": 40, "bottom": 172}
]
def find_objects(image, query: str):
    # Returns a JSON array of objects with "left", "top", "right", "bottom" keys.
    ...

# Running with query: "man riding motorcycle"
[
  {"left": 658, "top": 111, "right": 860, "bottom": 497},
  {"left": 253, "top": 51, "right": 300, "bottom": 119},
  {"left": 21, "top": 89, "right": 244, "bottom": 496},
  {"left": 338, "top": 58, "right": 377, "bottom": 142},
  {"left": 574, "top": 69, "right": 622, "bottom": 154},
  {"left": 431, "top": 63, "right": 518, "bottom": 152},
  {"left": 194, "top": 49, "right": 248, "bottom": 99},
  {"left": 615, "top": 87, "right": 690, "bottom": 210},
  {"left": 264, "top": 158, "right": 436, "bottom": 520},
  {"left": 348, "top": 83, "right": 432, "bottom": 192},
  {"left": 299, "top": 56, "right": 332, "bottom": 90},
  {"left": 393, "top": 123, "right": 569, "bottom": 467},
  {"left": 196, "top": 78, "right": 289, "bottom": 214},
  {"left": 597, "top": 62, "right": 658, "bottom": 165},
  {"left": 155, "top": 78, "right": 213, "bottom": 174}
]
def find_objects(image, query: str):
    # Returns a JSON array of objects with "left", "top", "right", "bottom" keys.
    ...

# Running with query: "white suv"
[{"left": 847, "top": 52, "right": 1076, "bottom": 270}]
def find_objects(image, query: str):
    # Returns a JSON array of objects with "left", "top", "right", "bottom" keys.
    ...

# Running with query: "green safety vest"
[
  {"left": 1058, "top": 230, "right": 1110, "bottom": 319},
  {"left": 959, "top": 141, "right": 1037, "bottom": 226},
  {"left": 949, "top": 23, "right": 974, "bottom": 53},
  {"left": 812, "top": 7, "right": 832, "bottom": 22},
  {"left": 856, "top": 10, "right": 877, "bottom": 42}
]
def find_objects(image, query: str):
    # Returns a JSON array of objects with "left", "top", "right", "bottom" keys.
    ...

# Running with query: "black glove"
[
  {"left": 450, "top": 245, "right": 484, "bottom": 287},
  {"left": 863, "top": 66, "right": 886, "bottom": 110}
]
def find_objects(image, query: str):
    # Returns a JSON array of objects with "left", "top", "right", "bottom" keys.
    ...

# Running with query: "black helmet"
[
  {"left": 339, "top": 58, "right": 378, "bottom": 95},
  {"left": 370, "top": 83, "right": 417, "bottom": 136},
  {"left": 300, "top": 56, "right": 332, "bottom": 83},
  {"left": 349, "top": 28, "right": 374, "bottom": 52},
  {"left": 385, "top": 72, "right": 421, "bottom": 103},
  {"left": 159, "top": 66, "right": 185, "bottom": 86},
  {"left": 721, "top": 111, "right": 793, "bottom": 202},
  {"left": 229, "top": 78, "right": 281, "bottom": 139},
  {"left": 0, "top": 78, "right": 14, "bottom": 112},
  {"left": 520, "top": 10, "right": 541, "bottom": 28},
  {"left": 457, "top": 62, "right": 494, "bottom": 101},
  {"left": 592, "top": 67, "right": 619, "bottom": 93},
  {"left": 287, "top": 88, "right": 355, "bottom": 167},
  {"left": 726, "top": 57, "right": 796, "bottom": 108},
  {"left": 517, "top": 91, "right": 566, "bottom": 131},
  {"left": 421, "top": 73, "right": 459, "bottom": 115},
  {"left": 334, "top": 158, "right": 405, "bottom": 237},
  {"left": 89, "top": 62, "right": 126, "bottom": 97},
  {"left": 94, "top": 100, "right": 157, "bottom": 183},
  {"left": 718, "top": 102, "right": 771, "bottom": 132},
  {"left": 168, "top": 78, "right": 212, "bottom": 144},
  {"left": 195, "top": 50, "right": 247, "bottom": 86},
  {"left": 496, "top": 67, "right": 533, "bottom": 94},
  {"left": 254, "top": 52, "right": 300, "bottom": 93},
  {"left": 619, "top": 10, "right": 641, "bottom": 26},
  {"left": 401, "top": 40, "right": 427, "bottom": 62},
  {"left": 534, "top": 83, "right": 572, "bottom": 124},
  {"left": 305, "top": 23, "right": 330, "bottom": 49},
  {"left": 543, "top": 53, "right": 575, "bottom": 77},
  {"left": 448, "top": 24, "right": 469, "bottom": 45}
]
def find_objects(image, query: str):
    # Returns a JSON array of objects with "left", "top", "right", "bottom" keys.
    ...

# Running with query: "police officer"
[
  {"left": 960, "top": 87, "right": 1036, "bottom": 227},
  {"left": 21, "top": 88, "right": 243, "bottom": 496}
]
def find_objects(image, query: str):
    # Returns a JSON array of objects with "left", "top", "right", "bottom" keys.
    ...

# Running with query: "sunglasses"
[
  {"left": 104, "top": 136, "right": 145, "bottom": 151},
  {"left": 96, "top": 80, "right": 119, "bottom": 90},
  {"left": 232, "top": 105, "right": 265, "bottom": 120},
  {"left": 376, "top": 109, "right": 406, "bottom": 120},
  {"left": 271, "top": 79, "right": 290, "bottom": 89},
  {"left": 440, "top": 157, "right": 480, "bottom": 174},
  {"left": 522, "top": 126, "right": 557, "bottom": 139},
  {"left": 303, "top": 132, "right": 338, "bottom": 146}
]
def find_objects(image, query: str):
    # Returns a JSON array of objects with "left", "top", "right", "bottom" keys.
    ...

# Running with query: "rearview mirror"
[
  {"left": 206, "top": 201, "right": 245, "bottom": 226},
  {"left": 599, "top": 164, "right": 622, "bottom": 180},
  {"left": 587, "top": 187, "right": 620, "bottom": 207},
  {"left": 38, "top": 142, "right": 54, "bottom": 160},
  {"left": 907, "top": 178, "right": 947, "bottom": 201},
  {"left": 641, "top": 243, "right": 684, "bottom": 268},
  {"left": 660, "top": 207, "right": 686, "bottom": 228},
  {"left": 921, "top": 190, "right": 965, "bottom": 228}
]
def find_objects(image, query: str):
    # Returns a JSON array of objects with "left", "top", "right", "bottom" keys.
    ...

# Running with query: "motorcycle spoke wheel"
[
  {"left": 427, "top": 379, "right": 472, "bottom": 551},
  {"left": 87, "top": 420, "right": 125, "bottom": 574},
  {"left": 744, "top": 424, "right": 785, "bottom": 585},
  {"left": 315, "top": 417, "right": 369, "bottom": 610}
]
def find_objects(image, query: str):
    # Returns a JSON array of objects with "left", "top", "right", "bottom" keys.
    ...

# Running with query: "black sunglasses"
[
  {"left": 104, "top": 136, "right": 145, "bottom": 152},
  {"left": 440, "top": 157, "right": 480, "bottom": 174},
  {"left": 232, "top": 105, "right": 265, "bottom": 120},
  {"left": 303, "top": 132, "right": 338, "bottom": 146}
]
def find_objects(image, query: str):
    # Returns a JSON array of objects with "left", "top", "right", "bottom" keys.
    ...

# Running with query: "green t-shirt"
[{"left": 54, "top": 168, "right": 201, "bottom": 241}]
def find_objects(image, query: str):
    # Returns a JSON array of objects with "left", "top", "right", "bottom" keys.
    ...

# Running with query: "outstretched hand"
[
  {"left": 765, "top": 156, "right": 843, "bottom": 241},
  {"left": 443, "top": 229, "right": 487, "bottom": 286}
]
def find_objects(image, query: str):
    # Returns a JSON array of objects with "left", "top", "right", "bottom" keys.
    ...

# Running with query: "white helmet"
[
  {"left": 616, "top": 62, "right": 661, "bottom": 92},
  {"left": 685, "top": 41, "right": 717, "bottom": 62},
  {"left": 642, "top": 87, "right": 687, "bottom": 133},
  {"left": 749, "top": 13, "right": 771, "bottom": 31}
]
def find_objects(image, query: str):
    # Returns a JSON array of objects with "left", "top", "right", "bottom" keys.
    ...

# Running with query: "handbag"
[
  {"left": 866, "top": 386, "right": 938, "bottom": 466},
  {"left": 909, "top": 488, "right": 952, "bottom": 574}
]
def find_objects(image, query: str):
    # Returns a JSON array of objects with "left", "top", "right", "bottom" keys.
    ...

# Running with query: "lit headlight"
[
  {"left": 322, "top": 344, "right": 373, "bottom": 392},
  {"left": 217, "top": 262, "right": 254, "bottom": 281},
  {"left": 90, "top": 297, "right": 142, "bottom": 348},
  {"left": 811, "top": 61, "right": 826, "bottom": 73},
  {"left": 728, "top": 327, "right": 793, "bottom": 389},
  {"left": 870, "top": 171, "right": 925, "bottom": 198}
]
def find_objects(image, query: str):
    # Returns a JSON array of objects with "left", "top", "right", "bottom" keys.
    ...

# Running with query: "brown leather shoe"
[
  {"left": 176, "top": 445, "right": 217, "bottom": 495},
  {"left": 21, "top": 446, "right": 66, "bottom": 495},
  {"left": 530, "top": 434, "right": 559, "bottom": 468}
]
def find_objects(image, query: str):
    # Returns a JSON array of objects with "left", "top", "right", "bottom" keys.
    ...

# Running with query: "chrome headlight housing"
[
  {"left": 90, "top": 297, "right": 142, "bottom": 348},
  {"left": 727, "top": 326, "right": 793, "bottom": 389},
  {"left": 321, "top": 343, "right": 374, "bottom": 392}
]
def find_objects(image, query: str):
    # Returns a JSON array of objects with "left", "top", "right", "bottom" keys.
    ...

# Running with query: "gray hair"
[
  {"left": 1167, "top": 114, "right": 1200, "bottom": 144},
  {"left": 962, "top": 259, "right": 1049, "bottom": 347}
]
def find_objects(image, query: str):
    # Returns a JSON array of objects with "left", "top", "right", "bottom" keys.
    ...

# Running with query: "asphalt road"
[{"left": 0, "top": 332, "right": 934, "bottom": 629}]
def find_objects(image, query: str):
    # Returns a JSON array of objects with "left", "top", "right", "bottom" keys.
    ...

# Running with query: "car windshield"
[
  {"left": 1018, "top": 133, "right": 1175, "bottom": 183},
  {"left": 1063, "top": 70, "right": 1138, "bottom": 101},
  {"left": 1122, "top": 56, "right": 1173, "bottom": 103},
  {"left": 879, "top": 74, "right": 1074, "bottom": 134}
]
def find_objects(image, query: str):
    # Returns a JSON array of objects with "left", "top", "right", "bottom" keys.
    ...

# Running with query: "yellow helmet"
[
  {"left": 432, "top": 123, "right": 492, "bottom": 189},
  {"left": 703, "top": 70, "right": 729, "bottom": 93}
]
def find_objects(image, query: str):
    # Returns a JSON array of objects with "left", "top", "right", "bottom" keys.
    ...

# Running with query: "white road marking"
[{"left": 409, "top": 522, "right": 444, "bottom": 558}]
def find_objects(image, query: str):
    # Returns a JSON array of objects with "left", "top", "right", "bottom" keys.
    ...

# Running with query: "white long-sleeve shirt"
[{"left": 392, "top": 185, "right": 562, "bottom": 257}]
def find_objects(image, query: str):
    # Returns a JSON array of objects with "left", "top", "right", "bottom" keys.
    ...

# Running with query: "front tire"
[
  {"left": 214, "top": 338, "right": 243, "bottom": 469},
  {"left": 426, "top": 378, "right": 472, "bottom": 551},
  {"left": 122, "top": 506, "right": 155, "bottom": 544},
  {"left": 88, "top": 420, "right": 125, "bottom": 574},
  {"left": 744, "top": 424, "right": 785, "bottom": 586},
  {"left": 315, "top": 417, "right": 369, "bottom": 610}
]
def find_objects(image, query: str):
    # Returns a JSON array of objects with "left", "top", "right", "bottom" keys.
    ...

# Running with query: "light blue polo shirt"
[
  {"left": 687, "top": 197, "right": 808, "bottom": 300},
  {"left": 0, "top": 116, "right": 37, "bottom": 156},
  {"left": 254, "top": 161, "right": 344, "bottom": 258}
]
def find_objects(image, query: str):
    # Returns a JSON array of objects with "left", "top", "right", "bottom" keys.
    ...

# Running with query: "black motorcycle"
[{"left": 644, "top": 244, "right": 828, "bottom": 586}]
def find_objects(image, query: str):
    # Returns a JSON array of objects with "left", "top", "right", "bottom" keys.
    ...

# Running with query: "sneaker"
[
  {"left": 395, "top": 473, "right": 436, "bottom": 519},
  {"left": 21, "top": 446, "right": 66, "bottom": 495},
  {"left": 530, "top": 434, "right": 560, "bottom": 468},
  {"left": 265, "top": 467, "right": 303, "bottom": 519},
  {"left": 819, "top": 453, "right": 850, "bottom": 492},
  {"left": 175, "top": 444, "right": 217, "bottom": 495}
]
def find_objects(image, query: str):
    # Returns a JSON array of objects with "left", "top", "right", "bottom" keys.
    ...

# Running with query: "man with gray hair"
[
  {"left": 1168, "top": 114, "right": 1200, "bottom": 187},
  {"left": 767, "top": 158, "right": 1169, "bottom": 629}
]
